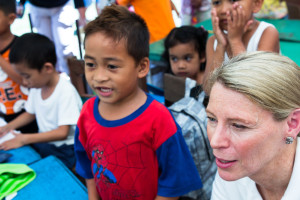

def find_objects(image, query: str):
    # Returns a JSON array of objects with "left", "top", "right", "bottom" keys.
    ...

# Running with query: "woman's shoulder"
[{"left": 212, "top": 172, "right": 259, "bottom": 200}]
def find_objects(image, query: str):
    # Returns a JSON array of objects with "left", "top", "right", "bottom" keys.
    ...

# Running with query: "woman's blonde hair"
[{"left": 206, "top": 51, "right": 300, "bottom": 121}]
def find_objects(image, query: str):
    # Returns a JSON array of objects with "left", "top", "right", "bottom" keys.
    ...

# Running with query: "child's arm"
[
  {"left": 155, "top": 196, "right": 179, "bottom": 200},
  {"left": 0, "top": 125, "right": 70, "bottom": 150},
  {"left": 0, "top": 112, "right": 35, "bottom": 137},
  {"left": 0, "top": 55, "right": 24, "bottom": 85},
  {"left": 86, "top": 178, "right": 101, "bottom": 200},
  {"left": 203, "top": 35, "right": 225, "bottom": 85},
  {"left": 257, "top": 27, "right": 280, "bottom": 53},
  {"left": 155, "top": 125, "right": 202, "bottom": 198}
]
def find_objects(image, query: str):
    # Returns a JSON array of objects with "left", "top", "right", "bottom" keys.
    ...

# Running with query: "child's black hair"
[
  {"left": 84, "top": 4, "right": 149, "bottom": 65},
  {"left": 162, "top": 26, "right": 208, "bottom": 73},
  {"left": 0, "top": 0, "right": 16, "bottom": 15},
  {"left": 9, "top": 33, "right": 57, "bottom": 71}
]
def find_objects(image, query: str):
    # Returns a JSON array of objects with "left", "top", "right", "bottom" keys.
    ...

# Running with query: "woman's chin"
[{"left": 218, "top": 168, "right": 243, "bottom": 182}]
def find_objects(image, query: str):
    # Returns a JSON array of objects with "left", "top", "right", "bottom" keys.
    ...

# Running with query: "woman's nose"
[{"left": 208, "top": 124, "right": 230, "bottom": 149}]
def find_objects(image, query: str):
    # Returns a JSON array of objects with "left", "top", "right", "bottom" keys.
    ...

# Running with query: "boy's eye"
[
  {"left": 107, "top": 64, "right": 118, "bottom": 70},
  {"left": 85, "top": 62, "right": 95, "bottom": 68},
  {"left": 170, "top": 56, "right": 178, "bottom": 62},
  {"left": 22, "top": 75, "right": 30, "bottom": 79}
]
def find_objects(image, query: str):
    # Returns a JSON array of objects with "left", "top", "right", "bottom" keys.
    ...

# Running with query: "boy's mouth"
[
  {"left": 99, "top": 87, "right": 112, "bottom": 92},
  {"left": 95, "top": 87, "right": 113, "bottom": 97}
]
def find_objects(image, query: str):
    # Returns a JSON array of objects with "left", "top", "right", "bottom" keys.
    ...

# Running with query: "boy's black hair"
[
  {"left": 84, "top": 4, "right": 149, "bottom": 65},
  {"left": 0, "top": 0, "right": 16, "bottom": 15},
  {"left": 162, "top": 26, "right": 208, "bottom": 73},
  {"left": 9, "top": 33, "right": 57, "bottom": 71}
]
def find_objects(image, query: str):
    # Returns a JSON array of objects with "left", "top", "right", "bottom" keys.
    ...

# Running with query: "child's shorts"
[{"left": 31, "top": 142, "right": 75, "bottom": 169}]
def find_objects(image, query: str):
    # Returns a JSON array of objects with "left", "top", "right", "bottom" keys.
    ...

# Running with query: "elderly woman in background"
[{"left": 205, "top": 51, "right": 300, "bottom": 200}]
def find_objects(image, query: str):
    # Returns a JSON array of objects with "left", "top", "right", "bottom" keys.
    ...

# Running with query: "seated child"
[
  {"left": 204, "top": 0, "right": 280, "bottom": 84},
  {"left": 162, "top": 25, "right": 208, "bottom": 86},
  {"left": 74, "top": 4, "right": 202, "bottom": 200},
  {"left": 163, "top": 26, "right": 216, "bottom": 200},
  {"left": 0, "top": 0, "right": 38, "bottom": 133},
  {"left": 0, "top": 33, "right": 83, "bottom": 169}
]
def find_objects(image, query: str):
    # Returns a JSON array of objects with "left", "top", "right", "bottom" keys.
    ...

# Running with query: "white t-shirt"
[
  {"left": 214, "top": 21, "right": 275, "bottom": 61},
  {"left": 211, "top": 137, "right": 300, "bottom": 200},
  {"left": 25, "top": 75, "right": 82, "bottom": 147}
]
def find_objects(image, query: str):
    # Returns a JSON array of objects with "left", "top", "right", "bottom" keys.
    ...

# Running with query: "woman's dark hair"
[{"left": 162, "top": 26, "right": 208, "bottom": 73}]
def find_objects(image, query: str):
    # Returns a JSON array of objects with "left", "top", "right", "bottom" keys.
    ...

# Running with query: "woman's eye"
[
  {"left": 207, "top": 116, "right": 217, "bottom": 122},
  {"left": 108, "top": 64, "right": 118, "bottom": 70},
  {"left": 232, "top": 123, "right": 247, "bottom": 129}
]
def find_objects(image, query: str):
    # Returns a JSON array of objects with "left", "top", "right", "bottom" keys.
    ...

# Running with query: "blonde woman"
[{"left": 205, "top": 51, "right": 300, "bottom": 199}]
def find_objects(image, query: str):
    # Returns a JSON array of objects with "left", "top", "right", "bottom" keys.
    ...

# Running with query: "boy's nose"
[
  {"left": 22, "top": 79, "right": 29, "bottom": 86},
  {"left": 94, "top": 67, "right": 109, "bottom": 82}
]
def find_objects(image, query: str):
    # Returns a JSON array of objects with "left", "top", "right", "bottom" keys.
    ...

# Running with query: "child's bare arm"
[
  {"left": 257, "top": 26, "right": 280, "bottom": 53},
  {"left": 0, "top": 55, "right": 23, "bottom": 85},
  {"left": 203, "top": 36, "right": 225, "bottom": 89},
  {"left": 0, "top": 112, "right": 35, "bottom": 137},
  {"left": 155, "top": 196, "right": 179, "bottom": 200},
  {"left": 86, "top": 178, "right": 101, "bottom": 200},
  {"left": 0, "top": 125, "right": 70, "bottom": 150}
]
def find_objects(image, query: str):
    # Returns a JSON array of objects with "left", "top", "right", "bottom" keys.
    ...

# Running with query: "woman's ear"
[
  {"left": 253, "top": 0, "right": 264, "bottom": 13},
  {"left": 286, "top": 109, "right": 300, "bottom": 138},
  {"left": 137, "top": 57, "right": 150, "bottom": 79}
]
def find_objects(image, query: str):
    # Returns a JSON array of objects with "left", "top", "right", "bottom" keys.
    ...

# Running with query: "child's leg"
[{"left": 31, "top": 143, "right": 75, "bottom": 169}]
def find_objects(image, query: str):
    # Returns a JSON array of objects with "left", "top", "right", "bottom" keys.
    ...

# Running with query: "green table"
[{"left": 149, "top": 19, "right": 300, "bottom": 66}]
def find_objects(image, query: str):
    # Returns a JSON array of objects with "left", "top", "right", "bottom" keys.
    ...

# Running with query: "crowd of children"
[{"left": 0, "top": 0, "right": 293, "bottom": 199}]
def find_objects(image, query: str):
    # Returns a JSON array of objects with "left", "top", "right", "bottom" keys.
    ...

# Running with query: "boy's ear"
[
  {"left": 42, "top": 62, "right": 56, "bottom": 73},
  {"left": 286, "top": 109, "right": 300, "bottom": 139},
  {"left": 137, "top": 57, "right": 150, "bottom": 79},
  {"left": 8, "top": 13, "right": 16, "bottom": 25},
  {"left": 252, "top": 0, "right": 264, "bottom": 13}
]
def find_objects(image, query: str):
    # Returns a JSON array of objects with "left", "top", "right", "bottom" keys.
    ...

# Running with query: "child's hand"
[
  {"left": 0, "top": 132, "right": 25, "bottom": 150},
  {"left": 0, "top": 125, "right": 12, "bottom": 137},
  {"left": 211, "top": 8, "right": 227, "bottom": 48},
  {"left": 227, "top": 3, "right": 253, "bottom": 43}
]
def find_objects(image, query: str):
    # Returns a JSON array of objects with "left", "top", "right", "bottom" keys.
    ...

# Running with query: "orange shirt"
[
  {"left": 117, "top": 0, "right": 175, "bottom": 43},
  {"left": 0, "top": 42, "right": 28, "bottom": 115}
]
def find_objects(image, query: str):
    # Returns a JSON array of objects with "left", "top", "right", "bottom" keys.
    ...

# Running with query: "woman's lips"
[{"left": 215, "top": 157, "right": 237, "bottom": 169}]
